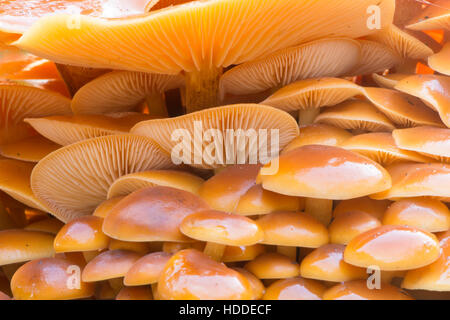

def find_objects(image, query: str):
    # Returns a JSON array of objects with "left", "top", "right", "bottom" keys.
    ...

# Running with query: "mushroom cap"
[
  {"left": 335, "top": 200, "right": 387, "bottom": 224},
  {"left": 116, "top": 286, "right": 153, "bottom": 300},
  {"left": 25, "top": 217, "right": 64, "bottom": 234},
  {"left": 11, "top": 256, "right": 95, "bottom": 300},
  {"left": 124, "top": 251, "right": 172, "bottom": 286},
  {"left": 429, "top": 42, "right": 450, "bottom": 76},
  {"left": 108, "top": 239, "right": 153, "bottom": 255},
  {"left": 0, "top": 291, "right": 10, "bottom": 300},
  {"left": 54, "top": 216, "right": 110, "bottom": 253},
  {"left": 82, "top": 249, "right": 142, "bottom": 282},
  {"left": 363, "top": 87, "right": 445, "bottom": 128},
  {"left": 349, "top": 40, "right": 400, "bottom": 76},
  {"left": 222, "top": 244, "right": 265, "bottom": 263},
  {"left": 258, "top": 145, "right": 392, "bottom": 200},
  {"left": 393, "top": 126, "right": 450, "bottom": 163},
  {"left": 263, "top": 277, "right": 326, "bottom": 300},
  {"left": 407, "top": 0, "right": 450, "bottom": 31},
  {"left": 31, "top": 134, "right": 174, "bottom": 222},
  {"left": 232, "top": 267, "right": 265, "bottom": 300},
  {"left": 103, "top": 186, "right": 209, "bottom": 242},
  {"left": 146, "top": 0, "right": 194, "bottom": 11},
  {"left": 107, "top": 170, "right": 204, "bottom": 199},
  {"left": 395, "top": 74, "right": 450, "bottom": 128},
  {"left": 158, "top": 249, "right": 253, "bottom": 300},
  {"left": 371, "top": 162, "right": 450, "bottom": 201},
  {"left": 244, "top": 253, "right": 300, "bottom": 280},
  {"left": 0, "top": 84, "right": 71, "bottom": 145},
  {"left": 314, "top": 100, "right": 396, "bottom": 132},
  {"left": 262, "top": 78, "right": 362, "bottom": 112},
  {"left": 300, "top": 244, "right": 367, "bottom": 282},
  {"left": 0, "top": 135, "right": 60, "bottom": 162},
  {"left": 72, "top": 71, "right": 184, "bottom": 114},
  {"left": 282, "top": 124, "right": 352, "bottom": 154},
  {"left": 256, "top": 211, "right": 329, "bottom": 248},
  {"left": 402, "top": 231, "right": 450, "bottom": 291},
  {"left": 344, "top": 225, "right": 441, "bottom": 271},
  {"left": 15, "top": 0, "right": 395, "bottom": 73},
  {"left": 383, "top": 198, "right": 450, "bottom": 233},
  {"left": 24, "top": 113, "right": 154, "bottom": 146},
  {"left": 341, "top": 132, "right": 432, "bottom": 165},
  {"left": 329, "top": 211, "right": 382, "bottom": 245},
  {"left": 180, "top": 210, "right": 263, "bottom": 246},
  {"left": 372, "top": 73, "right": 409, "bottom": 89},
  {"left": 220, "top": 38, "right": 361, "bottom": 96},
  {"left": 131, "top": 104, "right": 299, "bottom": 169},
  {"left": 0, "top": 229, "right": 54, "bottom": 266},
  {"left": 93, "top": 197, "right": 124, "bottom": 218},
  {"left": 323, "top": 280, "right": 414, "bottom": 300}
]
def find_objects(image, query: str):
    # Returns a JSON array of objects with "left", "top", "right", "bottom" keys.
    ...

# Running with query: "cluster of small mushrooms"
[{"left": 0, "top": 0, "right": 448, "bottom": 300}]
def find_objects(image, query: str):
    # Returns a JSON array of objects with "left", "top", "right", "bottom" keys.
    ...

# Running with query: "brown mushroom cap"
[
  {"left": 180, "top": 210, "right": 263, "bottom": 246},
  {"left": 300, "top": 244, "right": 367, "bottom": 282},
  {"left": 258, "top": 145, "right": 392, "bottom": 200},
  {"left": 158, "top": 249, "right": 253, "bottom": 300},
  {"left": 244, "top": 253, "right": 300, "bottom": 280},
  {"left": 107, "top": 170, "right": 204, "bottom": 199},
  {"left": 82, "top": 249, "right": 142, "bottom": 282},
  {"left": 341, "top": 132, "right": 432, "bottom": 165},
  {"left": 0, "top": 135, "right": 60, "bottom": 162},
  {"left": 256, "top": 211, "right": 329, "bottom": 248},
  {"left": 344, "top": 225, "right": 441, "bottom": 271},
  {"left": 222, "top": 245, "right": 265, "bottom": 263},
  {"left": 393, "top": 126, "right": 450, "bottom": 163},
  {"left": 349, "top": 40, "right": 400, "bottom": 76},
  {"left": 323, "top": 280, "right": 414, "bottom": 300},
  {"left": 116, "top": 286, "right": 153, "bottom": 300},
  {"left": 220, "top": 38, "right": 361, "bottom": 96},
  {"left": 92, "top": 197, "right": 124, "bottom": 218},
  {"left": 314, "top": 100, "right": 396, "bottom": 132},
  {"left": 329, "top": 211, "right": 382, "bottom": 245},
  {"left": 103, "top": 186, "right": 209, "bottom": 242},
  {"left": 383, "top": 198, "right": 450, "bottom": 233},
  {"left": 263, "top": 277, "right": 326, "bottom": 300},
  {"left": 54, "top": 216, "right": 110, "bottom": 253},
  {"left": 25, "top": 217, "right": 64, "bottom": 234},
  {"left": 31, "top": 134, "right": 174, "bottom": 222},
  {"left": 0, "top": 229, "right": 54, "bottom": 266},
  {"left": 372, "top": 73, "right": 409, "bottom": 89},
  {"left": 11, "top": 256, "right": 95, "bottom": 300},
  {"left": 429, "top": 42, "right": 450, "bottom": 76},
  {"left": 124, "top": 252, "right": 172, "bottom": 286}
]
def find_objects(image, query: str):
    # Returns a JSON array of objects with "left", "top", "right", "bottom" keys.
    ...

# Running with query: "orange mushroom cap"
[
  {"left": 116, "top": 286, "right": 153, "bottom": 300},
  {"left": 329, "top": 211, "right": 382, "bottom": 245},
  {"left": 263, "top": 277, "right": 326, "bottom": 300},
  {"left": 124, "top": 251, "right": 172, "bottom": 286},
  {"left": 323, "top": 280, "right": 414, "bottom": 300},
  {"left": 244, "top": 253, "right": 300, "bottom": 280}
]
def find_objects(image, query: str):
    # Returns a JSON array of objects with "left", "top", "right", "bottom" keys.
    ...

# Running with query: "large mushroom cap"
[
  {"left": 323, "top": 280, "right": 414, "bottom": 300},
  {"left": 329, "top": 211, "right": 382, "bottom": 245},
  {"left": 372, "top": 73, "right": 409, "bottom": 89},
  {"left": 263, "top": 277, "right": 326, "bottom": 300},
  {"left": 158, "top": 249, "right": 253, "bottom": 300},
  {"left": 344, "top": 225, "right": 441, "bottom": 271},
  {"left": 124, "top": 251, "right": 172, "bottom": 286},
  {"left": 31, "top": 134, "right": 174, "bottom": 222},
  {"left": 0, "top": 135, "right": 60, "bottom": 163},
  {"left": 25, "top": 217, "right": 64, "bottom": 235},
  {"left": 103, "top": 186, "right": 209, "bottom": 242},
  {"left": 220, "top": 38, "right": 361, "bottom": 96},
  {"left": 258, "top": 145, "right": 392, "bottom": 200},
  {"left": 244, "top": 252, "right": 300, "bottom": 280},
  {"left": 131, "top": 104, "right": 299, "bottom": 169},
  {"left": 349, "top": 40, "right": 400, "bottom": 76}
]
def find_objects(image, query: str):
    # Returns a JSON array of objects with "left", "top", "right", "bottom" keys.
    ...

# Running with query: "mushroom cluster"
[{"left": 0, "top": 0, "right": 448, "bottom": 301}]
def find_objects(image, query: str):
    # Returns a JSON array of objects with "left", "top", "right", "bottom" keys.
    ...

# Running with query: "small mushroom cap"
[
  {"left": 257, "top": 211, "right": 329, "bottom": 248},
  {"left": 372, "top": 73, "right": 409, "bottom": 89},
  {"left": 54, "top": 216, "right": 110, "bottom": 253},
  {"left": 222, "top": 244, "right": 265, "bottom": 263},
  {"left": 220, "top": 38, "right": 361, "bottom": 96},
  {"left": 108, "top": 170, "right": 204, "bottom": 199},
  {"left": 371, "top": 162, "right": 450, "bottom": 201},
  {"left": 93, "top": 197, "right": 124, "bottom": 218},
  {"left": 258, "top": 145, "right": 392, "bottom": 200},
  {"left": 407, "top": 1, "right": 450, "bottom": 31},
  {"left": 11, "top": 256, "right": 95, "bottom": 300},
  {"left": 383, "top": 198, "right": 450, "bottom": 233},
  {"left": 25, "top": 217, "right": 64, "bottom": 234},
  {"left": 232, "top": 268, "right": 265, "bottom": 300},
  {"left": 282, "top": 124, "right": 352, "bottom": 154},
  {"left": 103, "top": 186, "right": 209, "bottom": 242},
  {"left": 158, "top": 249, "right": 253, "bottom": 300},
  {"left": 349, "top": 40, "right": 400, "bottom": 76},
  {"left": 323, "top": 280, "right": 414, "bottom": 300},
  {"left": 82, "top": 249, "right": 142, "bottom": 282},
  {"left": 263, "top": 277, "right": 326, "bottom": 300},
  {"left": 108, "top": 239, "right": 153, "bottom": 255},
  {"left": 429, "top": 42, "right": 450, "bottom": 76},
  {"left": 116, "top": 286, "right": 153, "bottom": 300},
  {"left": 363, "top": 87, "right": 445, "bottom": 128},
  {"left": 0, "top": 135, "right": 60, "bottom": 163},
  {"left": 24, "top": 113, "right": 154, "bottom": 146},
  {"left": 131, "top": 104, "right": 299, "bottom": 169},
  {"left": 395, "top": 74, "right": 450, "bottom": 128},
  {"left": 341, "top": 132, "right": 431, "bottom": 165},
  {"left": 124, "top": 252, "right": 172, "bottom": 286},
  {"left": 72, "top": 71, "right": 184, "bottom": 115},
  {"left": 300, "top": 244, "right": 367, "bottom": 282},
  {"left": 314, "top": 100, "right": 396, "bottom": 132},
  {"left": 31, "top": 134, "right": 174, "bottom": 222},
  {"left": 344, "top": 225, "right": 441, "bottom": 271},
  {"left": 244, "top": 253, "right": 300, "bottom": 280},
  {"left": 329, "top": 211, "right": 382, "bottom": 245},
  {"left": 262, "top": 78, "right": 362, "bottom": 112},
  {"left": 0, "top": 229, "right": 55, "bottom": 266},
  {"left": 180, "top": 210, "right": 263, "bottom": 246},
  {"left": 393, "top": 126, "right": 450, "bottom": 163}
]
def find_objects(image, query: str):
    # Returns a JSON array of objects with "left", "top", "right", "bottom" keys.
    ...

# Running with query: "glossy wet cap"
[
  {"left": 329, "top": 211, "right": 382, "bottom": 245},
  {"left": 244, "top": 253, "right": 300, "bottom": 280},
  {"left": 263, "top": 277, "right": 326, "bottom": 300},
  {"left": 323, "top": 280, "right": 414, "bottom": 300},
  {"left": 124, "top": 252, "right": 172, "bottom": 286},
  {"left": 333, "top": 197, "right": 391, "bottom": 220}
]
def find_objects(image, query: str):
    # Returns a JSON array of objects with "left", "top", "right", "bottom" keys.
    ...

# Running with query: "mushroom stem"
[
  {"left": 108, "top": 278, "right": 124, "bottom": 295},
  {"left": 185, "top": 67, "right": 223, "bottom": 113},
  {"left": 277, "top": 246, "right": 297, "bottom": 261},
  {"left": 145, "top": 92, "right": 168, "bottom": 117},
  {"left": 55, "top": 64, "right": 107, "bottom": 97},
  {"left": 151, "top": 283, "right": 159, "bottom": 300},
  {"left": 203, "top": 242, "right": 226, "bottom": 261},
  {"left": 82, "top": 251, "right": 99, "bottom": 263},
  {"left": 298, "top": 108, "right": 320, "bottom": 126},
  {"left": 305, "top": 198, "right": 333, "bottom": 225}
]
